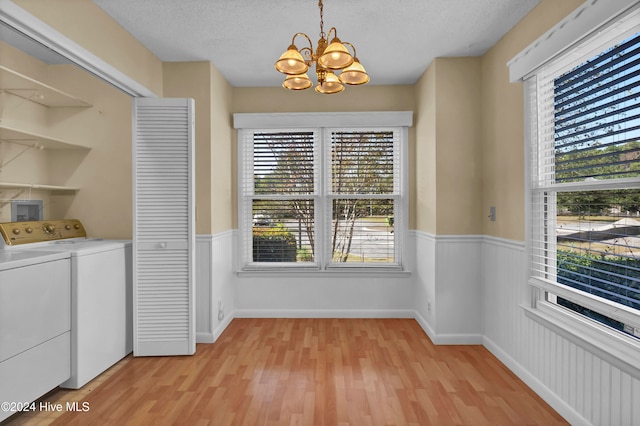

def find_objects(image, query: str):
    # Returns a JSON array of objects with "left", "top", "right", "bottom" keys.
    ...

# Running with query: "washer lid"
[
  {"left": 31, "top": 239, "right": 128, "bottom": 256},
  {"left": 0, "top": 250, "right": 70, "bottom": 271}
]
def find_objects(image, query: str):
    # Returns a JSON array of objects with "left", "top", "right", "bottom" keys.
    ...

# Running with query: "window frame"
[
  {"left": 520, "top": 3, "right": 640, "bottom": 375},
  {"left": 234, "top": 112, "right": 412, "bottom": 274}
]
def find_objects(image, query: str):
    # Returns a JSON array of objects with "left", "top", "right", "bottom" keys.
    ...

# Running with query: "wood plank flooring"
[{"left": 5, "top": 319, "right": 567, "bottom": 425}]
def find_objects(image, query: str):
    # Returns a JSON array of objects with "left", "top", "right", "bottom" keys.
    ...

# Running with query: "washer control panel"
[{"left": 0, "top": 219, "right": 86, "bottom": 246}]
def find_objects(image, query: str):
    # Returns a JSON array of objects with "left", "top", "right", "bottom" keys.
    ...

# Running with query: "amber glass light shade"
[
  {"left": 317, "top": 37, "right": 353, "bottom": 70},
  {"left": 275, "top": 45, "right": 309, "bottom": 75},
  {"left": 338, "top": 58, "right": 369, "bottom": 85},
  {"left": 283, "top": 73, "right": 313, "bottom": 90},
  {"left": 315, "top": 71, "right": 344, "bottom": 94}
]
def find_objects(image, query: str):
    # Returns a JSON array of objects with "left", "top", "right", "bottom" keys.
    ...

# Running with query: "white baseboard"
[
  {"left": 482, "top": 335, "right": 591, "bottom": 426},
  {"left": 233, "top": 309, "right": 416, "bottom": 319},
  {"left": 414, "top": 311, "right": 483, "bottom": 345},
  {"left": 229, "top": 309, "right": 482, "bottom": 345},
  {"left": 196, "top": 332, "right": 214, "bottom": 344},
  {"left": 413, "top": 311, "right": 437, "bottom": 342},
  {"left": 200, "top": 310, "right": 418, "bottom": 345},
  {"left": 433, "top": 334, "right": 484, "bottom": 345},
  {"left": 212, "top": 313, "right": 235, "bottom": 342},
  {"left": 196, "top": 314, "right": 235, "bottom": 344}
]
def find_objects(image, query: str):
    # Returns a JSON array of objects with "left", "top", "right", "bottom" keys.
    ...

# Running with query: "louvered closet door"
[{"left": 133, "top": 98, "right": 195, "bottom": 356}]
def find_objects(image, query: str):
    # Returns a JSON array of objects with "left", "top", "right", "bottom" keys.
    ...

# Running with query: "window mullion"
[{"left": 317, "top": 127, "right": 327, "bottom": 269}]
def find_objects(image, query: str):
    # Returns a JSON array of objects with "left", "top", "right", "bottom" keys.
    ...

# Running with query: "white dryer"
[
  {"left": 0, "top": 248, "right": 71, "bottom": 422},
  {"left": 0, "top": 219, "right": 132, "bottom": 389}
]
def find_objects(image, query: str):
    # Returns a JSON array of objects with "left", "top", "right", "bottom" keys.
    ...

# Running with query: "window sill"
[
  {"left": 521, "top": 301, "right": 640, "bottom": 378},
  {"left": 236, "top": 267, "right": 412, "bottom": 279}
]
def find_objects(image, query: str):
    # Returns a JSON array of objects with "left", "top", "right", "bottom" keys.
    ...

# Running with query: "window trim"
[
  {"left": 517, "top": 3, "right": 640, "bottom": 372},
  {"left": 507, "top": 0, "right": 640, "bottom": 83},
  {"left": 234, "top": 112, "right": 412, "bottom": 273},
  {"left": 233, "top": 111, "right": 413, "bottom": 129}
]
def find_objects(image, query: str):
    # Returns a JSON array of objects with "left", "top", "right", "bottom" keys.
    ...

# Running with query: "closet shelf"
[
  {"left": 0, "top": 124, "right": 91, "bottom": 150},
  {"left": 0, "top": 65, "right": 91, "bottom": 107},
  {"left": 0, "top": 182, "right": 79, "bottom": 193}
]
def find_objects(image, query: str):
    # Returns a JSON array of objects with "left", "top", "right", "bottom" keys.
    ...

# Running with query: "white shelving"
[
  {"left": 0, "top": 64, "right": 92, "bottom": 195},
  {"left": 0, "top": 65, "right": 91, "bottom": 107},
  {"left": 0, "top": 182, "right": 79, "bottom": 193},
  {"left": 0, "top": 124, "right": 91, "bottom": 150}
]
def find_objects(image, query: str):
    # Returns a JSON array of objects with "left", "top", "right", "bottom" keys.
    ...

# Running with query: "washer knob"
[
  {"left": 65, "top": 225, "right": 72, "bottom": 230},
  {"left": 12, "top": 228, "right": 20, "bottom": 235},
  {"left": 25, "top": 227, "right": 33, "bottom": 234},
  {"left": 74, "top": 224, "right": 80, "bottom": 230},
  {"left": 43, "top": 224, "right": 56, "bottom": 234}
]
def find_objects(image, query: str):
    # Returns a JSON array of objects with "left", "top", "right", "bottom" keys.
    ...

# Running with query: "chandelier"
[{"left": 274, "top": 0, "right": 370, "bottom": 94}]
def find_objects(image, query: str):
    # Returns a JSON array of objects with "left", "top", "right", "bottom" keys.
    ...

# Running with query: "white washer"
[
  {"left": 0, "top": 219, "right": 132, "bottom": 390},
  {"left": 34, "top": 238, "right": 133, "bottom": 389}
]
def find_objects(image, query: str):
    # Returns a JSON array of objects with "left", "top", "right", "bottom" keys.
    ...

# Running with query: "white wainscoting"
[
  {"left": 481, "top": 236, "right": 640, "bottom": 426},
  {"left": 413, "top": 232, "right": 483, "bottom": 344},
  {"left": 413, "top": 231, "right": 436, "bottom": 338},
  {"left": 231, "top": 229, "right": 416, "bottom": 318},
  {"left": 195, "top": 235, "right": 212, "bottom": 343},
  {"left": 195, "top": 232, "right": 235, "bottom": 343},
  {"left": 197, "top": 230, "right": 416, "bottom": 340},
  {"left": 234, "top": 271, "right": 415, "bottom": 319}
]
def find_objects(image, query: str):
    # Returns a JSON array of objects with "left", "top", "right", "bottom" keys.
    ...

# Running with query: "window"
[
  {"left": 235, "top": 113, "right": 410, "bottom": 272},
  {"left": 528, "top": 24, "right": 640, "bottom": 339}
]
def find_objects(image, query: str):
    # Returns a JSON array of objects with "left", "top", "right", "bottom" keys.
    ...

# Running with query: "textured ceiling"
[{"left": 92, "top": 0, "right": 540, "bottom": 87}]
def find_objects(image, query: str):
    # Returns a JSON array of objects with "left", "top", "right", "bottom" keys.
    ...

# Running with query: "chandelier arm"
[
  {"left": 299, "top": 47, "right": 313, "bottom": 63},
  {"left": 327, "top": 27, "right": 338, "bottom": 41},
  {"left": 291, "top": 32, "right": 314, "bottom": 51},
  {"left": 342, "top": 41, "right": 357, "bottom": 58}
]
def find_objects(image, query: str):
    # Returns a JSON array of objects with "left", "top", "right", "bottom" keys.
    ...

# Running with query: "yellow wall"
[
  {"left": 163, "top": 62, "right": 213, "bottom": 235},
  {"left": 480, "top": 0, "right": 583, "bottom": 241},
  {"left": 414, "top": 63, "right": 436, "bottom": 233},
  {"left": 210, "top": 65, "right": 234, "bottom": 233},
  {"left": 46, "top": 63, "right": 133, "bottom": 238},
  {"left": 413, "top": 57, "right": 483, "bottom": 235},
  {"left": 232, "top": 85, "right": 416, "bottom": 114}
]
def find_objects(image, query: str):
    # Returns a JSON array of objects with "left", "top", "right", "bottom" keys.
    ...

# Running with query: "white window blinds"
[
  {"left": 553, "top": 34, "right": 640, "bottom": 183},
  {"left": 244, "top": 130, "right": 319, "bottom": 265},
  {"left": 529, "top": 28, "right": 640, "bottom": 334},
  {"left": 328, "top": 130, "right": 399, "bottom": 265},
  {"left": 254, "top": 132, "right": 317, "bottom": 195}
]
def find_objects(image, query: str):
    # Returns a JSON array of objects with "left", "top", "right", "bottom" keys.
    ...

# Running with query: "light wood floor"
[{"left": 6, "top": 318, "right": 567, "bottom": 425}]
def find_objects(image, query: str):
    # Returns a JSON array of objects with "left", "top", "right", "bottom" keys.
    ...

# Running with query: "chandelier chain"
[{"left": 318, "top": 0, "right": 325, "bottom": 39}]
